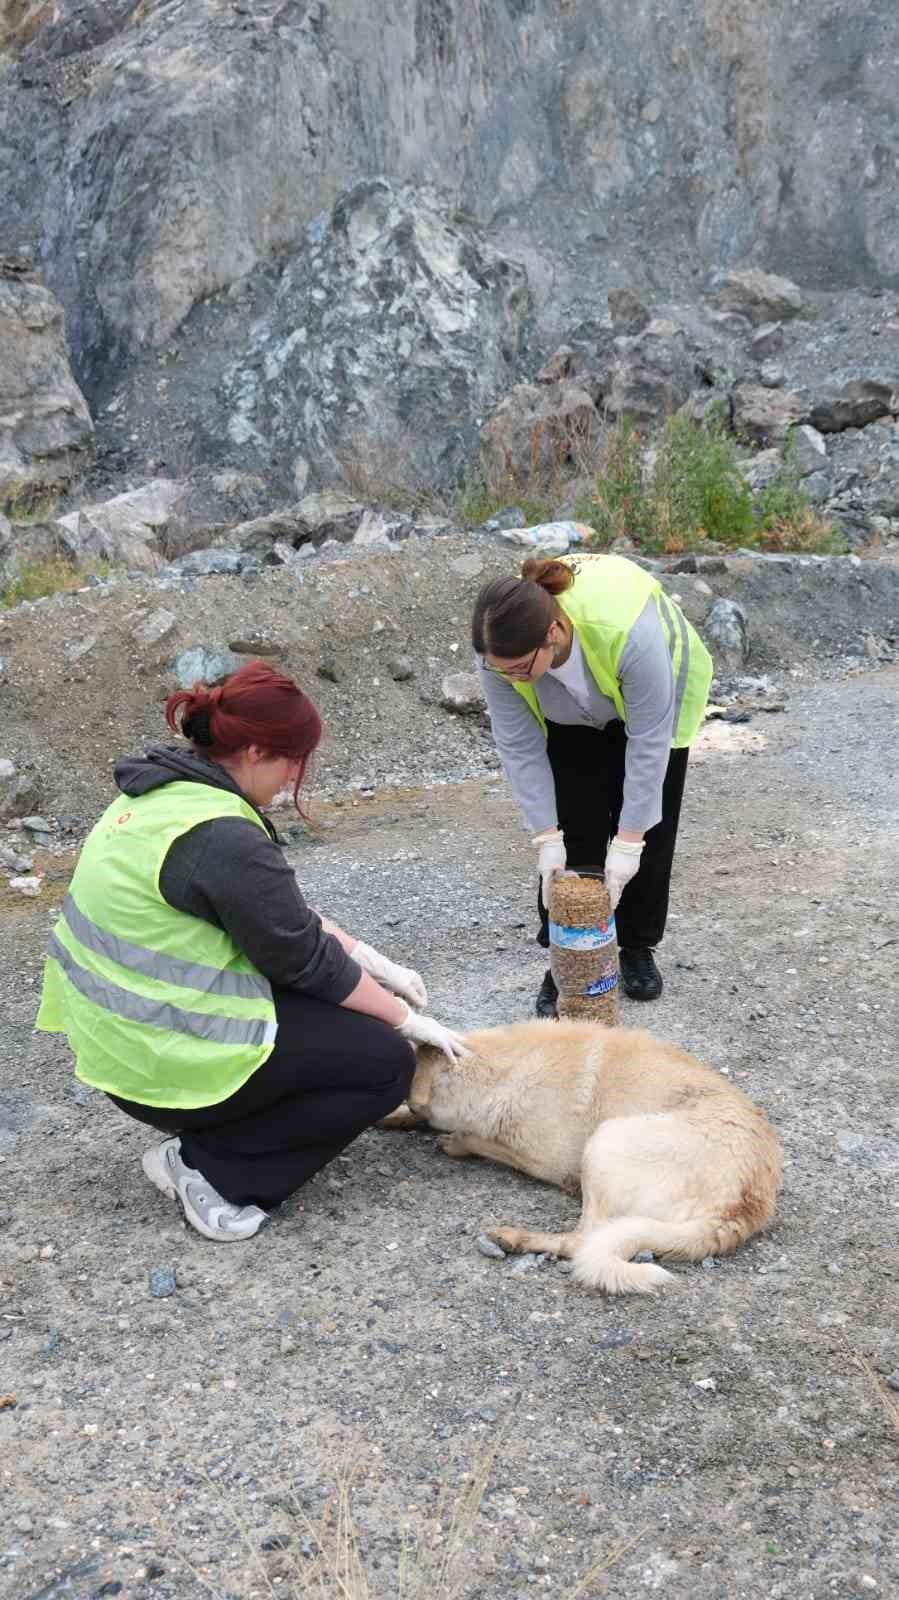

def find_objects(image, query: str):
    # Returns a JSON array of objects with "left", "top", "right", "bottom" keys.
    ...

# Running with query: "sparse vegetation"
[
  {"left": 455, "top": 411, "right": 844, "bottom": 556},
  {"left": 0, "top": 554, "right": 108, "bottom": 610}
]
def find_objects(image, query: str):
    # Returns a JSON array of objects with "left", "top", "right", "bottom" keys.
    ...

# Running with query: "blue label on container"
[
  {"left": 584, "top": 971, "right": 619, "bottom": 996},
  {"left": 549, "top": 919, "right": 616, "bottom": 950}
]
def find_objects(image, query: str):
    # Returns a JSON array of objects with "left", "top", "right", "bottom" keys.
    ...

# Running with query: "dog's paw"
[
  {"left": 377, "top": 1105, "right": 424, "bottom": 1132},
  {"left": 487, "top": 1226, "right": 529, "bottom": 1255},
  {"left": 437, "top": 1133, "right": 470, "bottom": 1159}
]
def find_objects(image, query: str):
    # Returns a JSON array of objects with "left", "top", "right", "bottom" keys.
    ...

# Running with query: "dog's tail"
[{"left": 572, "top": 1215, "right": 742, "bottom": 1296}]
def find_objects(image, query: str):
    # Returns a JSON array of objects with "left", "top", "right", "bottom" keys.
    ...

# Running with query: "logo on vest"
[{"left": 116, "top": 811, "right": 133, "bottom": 825}]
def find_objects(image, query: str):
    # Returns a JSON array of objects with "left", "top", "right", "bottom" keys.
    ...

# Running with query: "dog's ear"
[{"left": 408, "top": 1053, "right": 437, "bottom": 1116}]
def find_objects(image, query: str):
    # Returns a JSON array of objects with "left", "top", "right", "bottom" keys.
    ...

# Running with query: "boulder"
[
  {"left": 55, "top": 480, "right": 183, "bottom": 571},
  {"left": 703, "top": 598, "right": 750, "bottom": 669},
  {"left": 750, "top": 324, "right": 784, "bottom": 360},
  {"left": 606, "top": 321, "right": 695, "bottom": 426},
  {"left": 711, "top": 270, "right": 804, "bottom": 326},
  {"left": 0, "top": 757, "right": 42, "bottom": 821},
  {"left": 479, "top": 382, "right": 599, "bottom": 487},
  {"left": 608, "top": 288, "right": 651, "bottom": 336},
  {"left": 790, "top": 425, "right": 828, "bottom": 478},
  {"left": 499, "top": 520, "right": 591, "bottom": 555},
  {"left": 224, "top": 180, "right": 528, "bottom": 492},
  {"left": 808, "top": 380, "right": 896, "bottom": 434},
  {"left": 0, "top": 267, "right": 94, "bottom": 517},
  {"left": 731, "top": 384, "right": 803, "bottom": 447}
]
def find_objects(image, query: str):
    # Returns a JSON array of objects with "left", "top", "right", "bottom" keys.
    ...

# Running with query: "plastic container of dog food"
[{"left": 549, "top": 869, "right": 619, "bottom": 1026}]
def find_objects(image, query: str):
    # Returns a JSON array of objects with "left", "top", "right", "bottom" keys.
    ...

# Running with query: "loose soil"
[{"left": 1, "top": 654, "right": 897, "bottom": 1599}]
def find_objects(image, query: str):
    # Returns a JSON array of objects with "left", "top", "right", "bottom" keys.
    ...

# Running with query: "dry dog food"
[{"left": 549, "top": 871, "right": 619, "bottom": 1026}]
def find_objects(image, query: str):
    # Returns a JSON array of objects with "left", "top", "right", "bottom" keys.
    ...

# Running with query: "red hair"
[{"left": 165, "top": 661, "right": 322, "bottom": 809}]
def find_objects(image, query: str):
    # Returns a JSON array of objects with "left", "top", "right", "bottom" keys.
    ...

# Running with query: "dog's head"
[{"left": 407, "top": 1042, "right": 464, "bottom": 1129}]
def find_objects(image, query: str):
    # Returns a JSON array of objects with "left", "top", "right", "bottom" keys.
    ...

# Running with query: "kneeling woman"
[
  {"left": 37, "top": 662, "right": 466, "bottom": 1241},
  {"left": 472, "top": 554, "right": 712, "bottom": 1012}
]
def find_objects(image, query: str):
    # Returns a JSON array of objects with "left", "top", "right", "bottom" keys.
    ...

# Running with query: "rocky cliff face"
[{"left": 3, "top": 0, "right": 898, "bottom": 399}]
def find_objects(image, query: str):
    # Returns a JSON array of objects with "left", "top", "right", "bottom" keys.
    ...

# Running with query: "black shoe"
[
  {"left": 535, "top": 969, "right": 559, "bottom": 1019},
  {"left": 619, "top": 947, "right": 663, "bottom": 1001}
]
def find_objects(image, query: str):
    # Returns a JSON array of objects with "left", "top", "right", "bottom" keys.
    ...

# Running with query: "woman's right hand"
[
  {"left": 395, "top": 1005, "right": 471, "bottom": 1063},
  {"left": 533, "top": 827, "right": 566, "bottom": 908}
]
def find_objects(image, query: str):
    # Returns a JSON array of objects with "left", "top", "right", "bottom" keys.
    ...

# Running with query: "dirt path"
[{"left": 1, "top": 666, "right": 897, "bottom": 1600}]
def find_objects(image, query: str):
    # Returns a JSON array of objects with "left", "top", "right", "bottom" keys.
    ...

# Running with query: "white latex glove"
[
  {"left": 604, "top": 836, "right": 645, "bottom": 912},
  {"left": 395, "top": 1004, "right": 471, "bottom": 1063},
  {"left": 533, "top": 827, "right": 566, "bottom": 909},
  {"left": 351, "top": 940, "right": 428, "bottom": 1011}
]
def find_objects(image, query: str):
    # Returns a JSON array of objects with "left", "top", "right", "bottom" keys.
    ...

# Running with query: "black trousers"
[
  {"left": 108, "top": 989, "right": 415, "bottom": 1210},
  {"left": 537, "top": 719, "right": 690, "bottom": 952}
]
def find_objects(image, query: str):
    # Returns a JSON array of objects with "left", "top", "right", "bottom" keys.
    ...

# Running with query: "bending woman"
[
  {"left": 37, "top": 661, "right": 466, "bottom": 1241},
  {"left": 472, "top": 553, "right": 712, "bottom": 1013}
]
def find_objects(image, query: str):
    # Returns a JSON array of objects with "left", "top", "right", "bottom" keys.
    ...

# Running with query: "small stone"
[
  {"left": 13, "top": 1515, "right": 33, "bottom": 1536},
  {"left": 39, "top": 1243, "right": 55, "bottom": 1260},
  {"left": 633, "top": 1249, "right": 655, "bottom": 1263},
  {"left": 450, "top": 552, "right": 485, "bottom": 578},
  {"left": 759, "top": 362, "right": 784, "bottom": 388},
  {"left": 440, "top": 672, "right": 484, "bottom": 714},
  {"left": 136, "top": 608, "right": 178, "bottom": 648},
  {"left": 700, "top": 1255, "right": 716, "bottom": 1270},
  {"left": 21, "top": 815, "right": 52, "bottom": 833},
  {"left": 172, "top": 645, "right": 240, "bottom": 689},
  {"left": 317, "top": 657, "right": 341, "bottom": 684},
  {"left": 478, "top": 1406, "right": 498, "bottom": 1422},
  {"left": 279, "top": 1332, "right": 298, "bottom": 1356},
  {"left": 704, "top": 598, "right": 750, "bottom": 668},
  {"left": 510, "top": 1253, "right": 538, "bottom": 1274},
  {"left": 476, "top": 1233, "right": 507, "bottom": 1259},
  {"left": 9, "top": 875, "right": 42, "bottom": 896},
  {"left": 388, "top": 655, "right": 414, "bottom": 682},
  {"left": 261, "top": 1534, "right": 292, "bottom": 1552},
  {"left": 149, "top": 1267, "right": 177, "bottom": 1298},
  {"left": 693, "top": 1377, "right": 717, "bottom": 1392},
  {"left": 884, "top": 1372, "right": 899, "bottom": 1392}
]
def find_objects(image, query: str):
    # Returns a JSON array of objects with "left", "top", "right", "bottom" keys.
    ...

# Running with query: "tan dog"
[{"left": 383, "top": 1019, "right": 782, "bottom": 1295}]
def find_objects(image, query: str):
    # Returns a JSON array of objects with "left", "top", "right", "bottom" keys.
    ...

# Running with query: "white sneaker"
[{"left": 141, "top": 1137, "right": 268, "bottom": 1242}]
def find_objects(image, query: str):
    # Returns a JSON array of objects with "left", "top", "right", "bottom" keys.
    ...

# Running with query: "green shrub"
[{"left": 0, "top": 555, "right": 108, "bottom": 610}]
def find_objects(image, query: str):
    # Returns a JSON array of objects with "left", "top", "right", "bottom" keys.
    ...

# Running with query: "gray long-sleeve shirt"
[{"left": 477, "top": 598, "right": 676, "bottom": 836}]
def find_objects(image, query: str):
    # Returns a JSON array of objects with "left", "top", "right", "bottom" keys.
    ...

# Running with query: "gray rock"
[
  {"left": 316, "top": 658, "right": 342, "bottom": 685},
  {"left": 167, "top": 548, "right": 243, "bottom": 578},
  {"left": 0, "top": 758, "right": 42, "bottom": 822},
  {"left": 21, "top": 815, "right": 52, "bottom": 834},
  {"left": 712, "top": 269, "right": 804, "bottom": 325},
  {"left": 790, "top": 424, "right": 828, "bottom": 477},
  {"left": 441, "top": 672, "right": 485, "bottom": 715},
  {"left": 606, "top": 320, "right": 695, "bottom": 426},
  {"left": 510, "top": 1252, "right": 539, "bottom": 1275},
  {"left": 223, "top": 180, "right": 527, "bottom": 493},
  {"left": 148, "top": 1267, "right": 177, "bottom": 1299},
  {"left": 135, "top": 608, "right": 178, "bottom": 649},
  {"left": 387, "top": 655, "right": 415, "bottom": 682},
  {"left": 295, "top": 491, "right": 367, "bottom": 546},
  {"left": 804, "top": 470, "right": 834, "bottom": 504},
  {"left": 608, "top": 287, "right": 651, "bottom": 335},
  {"left": 886, "top": 1373, "right": 899, "bottom": 1393},
  {"left": 475, "top": 1233, "right": 507, "bottom": 1260},
  {"left": 172, "top": 645, "right": 240, "bottom": 689},
  {"left": 450, "top": 552, "right": 485, "bottom": 579},
  {"left": 750, "top": 323, "right": 784, "bottom": 360},
  {"left": 809, "top": 380, "right": 896, "bottom": 433},
  {"left": 731, "top": 383, "right": 803, "bottom": 447},
  {"left": 55, "top": 480, "right": 183, "bottom": 573},
  {"left": 480, "top": 380, "right": 599, "bottom": 486},
  {"left": 0, "top": 268, "right": 94, "bottom": 517},
  {"left": 759, "top": 362, "right": 785, "bottom": 389},
  {"left": 479, "top": 506, "right": 527, "bottom": 534},
  {"left": 740, "top": 448, "right": 784, "bottom": 494},
  {"left": 704, "top": 598, "right": 750, "bottom": 667}
]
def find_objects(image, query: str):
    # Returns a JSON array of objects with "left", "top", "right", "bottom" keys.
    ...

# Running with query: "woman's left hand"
[
  {"left": 604, "top": 836, "right": 645, "bottom": 911},
  {"left": 351, "top": 941, "right": 428, "bottom": 1010}
]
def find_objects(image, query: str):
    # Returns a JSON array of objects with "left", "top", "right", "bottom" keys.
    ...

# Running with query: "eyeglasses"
[{"left": 486, "top": 640, "right": 546, "bottom": 680}]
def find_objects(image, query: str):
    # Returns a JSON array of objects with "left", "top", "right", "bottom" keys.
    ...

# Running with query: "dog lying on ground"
[{"left": 382, "top": 1019, "right": 782, "bottom": 1296}]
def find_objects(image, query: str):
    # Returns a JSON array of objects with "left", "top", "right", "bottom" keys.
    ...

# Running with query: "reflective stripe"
[
  {"left": 656, "top": 592, "right": 691, "bottom": 722},
  {"left": 48, "top": 934, "right": 277, "bottom": 1050},
  {"left": 62, "top": 894, "right": 270, "bottom": 1003}
]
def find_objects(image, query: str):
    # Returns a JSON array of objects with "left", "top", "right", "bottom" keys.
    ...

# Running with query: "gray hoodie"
[{"left": 113, "top": 744, "right": 361, "bottom": 1004}]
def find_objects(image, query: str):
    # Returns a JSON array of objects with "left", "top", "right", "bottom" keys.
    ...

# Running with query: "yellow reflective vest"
[
  {"left": 508, "top": 553, "right": 712, "bottom": 747},
  {"left": 36, "top": 783, "right": 277, "bottom": 1109}
]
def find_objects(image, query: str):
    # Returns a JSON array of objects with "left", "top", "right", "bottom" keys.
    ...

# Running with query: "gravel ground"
[{"left": 1, "top": 655, "right": 897, "bottom": 1600}]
